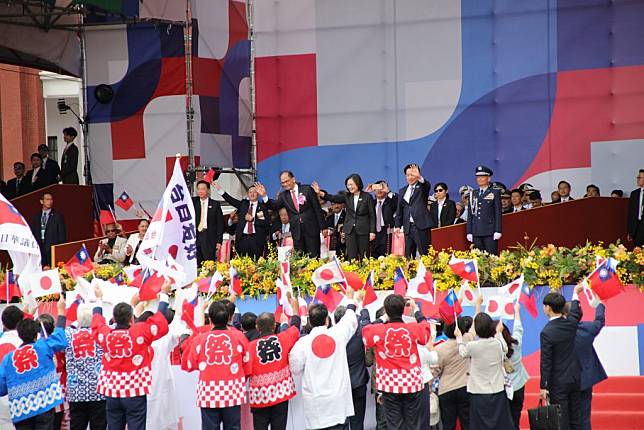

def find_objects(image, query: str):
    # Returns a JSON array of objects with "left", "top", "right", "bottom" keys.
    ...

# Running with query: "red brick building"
[{"left": 0, "top": 64, "right": 45, "bottom": 182}]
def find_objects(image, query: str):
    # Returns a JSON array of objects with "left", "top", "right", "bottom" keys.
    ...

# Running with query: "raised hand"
[
  {"left": 57, "top": 295, "right": 66, "bottom": 316},
  {"left": 254, "top": 182, "right": 267, "bottom": 197},
  {"left": 311, "top": 181, "right": 321, "bottom": 195}
]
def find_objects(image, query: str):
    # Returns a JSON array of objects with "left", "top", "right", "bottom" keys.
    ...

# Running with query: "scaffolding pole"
[{"left": 185, "top": 0, "right": 195, "bottom": 191}]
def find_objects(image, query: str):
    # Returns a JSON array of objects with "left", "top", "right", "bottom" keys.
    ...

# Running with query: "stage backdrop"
[
  {"left": 254, "top": 0, "right": 644, "bottom": 197},
  {"left": 85, "top": 0, "right": 251, "bottom": 219}
]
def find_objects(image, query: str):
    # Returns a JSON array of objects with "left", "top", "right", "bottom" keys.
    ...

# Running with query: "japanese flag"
[
  {"left": 500, "top": 296, "right": 515, "bottom": 320},
  {"left": 458, "top": 281, "right": 477, "bottom": 306},
  {"left": 484, "top": 295, "right": 503, "bottom": 318},
  {"left": 21, "top": 269, "right": 62, "bottom": 299}
]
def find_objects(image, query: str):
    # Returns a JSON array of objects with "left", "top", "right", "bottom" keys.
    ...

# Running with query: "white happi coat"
[{"left": 289, "top": 307, "right": 358, "bottom": 430}]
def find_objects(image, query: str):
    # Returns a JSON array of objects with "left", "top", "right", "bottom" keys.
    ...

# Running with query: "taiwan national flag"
[
  {"left": 362, "top": 271, "right": 378, "bottom": 306},
  {"left": 0, "top": 199, "right": 28, "bottom": 226},
  {"left": 181, "top": 283, "right": 199, "bottom": 331},
  {"left": 1, "top": 271, "right": 21, "bottom": 302},
  {"left": 65, "top": 294, "right": 84, "bottom": 323},
  {"left": 407, "top": 260, "right": 435, "bottom": 303},
  {"left": 586, "top": 258, "right": 624, "bottom": 301},
  {"left": 108, "top": 272, "right": 125, "bottom": 286},
  {"left": 115, "top": 191, "right": 134, "bottom": 211},
  {"left": 130, "top": 268, "right": 165, "bottom": 301},
  {"left": 64, "top": 245, "right": 94, "bottom": 279},
  {"left": 519, "top": 282, "right": 538, "bottom": 318},
  {"left": 448, "top": 256, "right": 479, "bottom": 283},
  {"left": 314, "top": 284, "right": 343, "bottom": 312},
  {"left": 229, "top": 266, "right": 242, "bottom": 296},
  {"left": 393, "top": 267, "right": 408, "bottom": 295},
  {"left": 439, "top": 289, "right": 462, "bottom": 325}
]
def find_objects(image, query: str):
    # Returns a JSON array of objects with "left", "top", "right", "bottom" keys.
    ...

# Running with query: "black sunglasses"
[
  {"left": 435, "top": 188, "right": 445, "bottom": 192},
  {"left": 106, "top": 229, "right": 117, "bottom": 233}
]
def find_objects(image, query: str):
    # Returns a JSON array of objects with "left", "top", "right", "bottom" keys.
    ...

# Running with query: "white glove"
[
  {"left": 493, "top": 232, "right": 502, "bottom": 240},
  {"left": 466, "top": 234, "right": 473, "bottom": 242}
]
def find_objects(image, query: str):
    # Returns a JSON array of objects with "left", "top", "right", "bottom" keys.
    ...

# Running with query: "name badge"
[{"left": 484, "top": 194, "right": 495, "bottom": 200}]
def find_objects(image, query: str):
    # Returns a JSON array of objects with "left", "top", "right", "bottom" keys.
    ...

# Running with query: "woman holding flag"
[{"left": 501, "top": 303, "right": 529, "bottom": 429}]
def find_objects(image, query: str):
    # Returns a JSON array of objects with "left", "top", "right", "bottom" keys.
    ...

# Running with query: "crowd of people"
[{"left": 0, "top": 275, "right": 609, "bottom": 430}]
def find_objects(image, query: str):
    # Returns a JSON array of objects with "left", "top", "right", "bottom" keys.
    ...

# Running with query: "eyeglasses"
[
  {"left": 106, "top": 229, "right": 116, "bottom": 233},
  {"left": 435, "top": 189, "right": 445, "bottom": 192}
]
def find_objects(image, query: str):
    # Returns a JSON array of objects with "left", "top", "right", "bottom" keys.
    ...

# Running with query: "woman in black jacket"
[
  {"left": 312, "top": 173, "right": 375, "bottom": 260},
  {"left": 431, "top": 182, "right": 457, "bottom": 227}
]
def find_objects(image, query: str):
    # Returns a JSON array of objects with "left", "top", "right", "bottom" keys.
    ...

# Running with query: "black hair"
[
  {"left": 1, "top": 306, "right": 24, "bottom": 330},
  {"left": 384, "top": 294, "right": 405, "bottom": 320},
  {"left": 241, "top": 312, "right": 257, "bottom": 332},
  {"left": 501, "top": 323, "right": 519, "bottom": 359},
  {"left": 30, "top": 153, "right": 42, "bottom": 161},
  {"left": 165, "top": 308, "right": 175, "bottom": 324},
  {"left": 434, "top": 182, "right": 448, "bottom": 192},
  {"left": 208, "top": 302, "right": 229, "bottom": 328},
  {"left": 41, "top": 192, "right": 53, "bottom": 200},
  {"left": 443, "top": 316, "right": 473, "bottom": 339},
  {"left": 344, "top": 174, "right": 364, "bottom": 191},
  {"left": 220, "top": 299, "right": 236, "bottom": 320},
  {"left": 256, "top": 312, "right": 276, "bottom": 334},
  {"left": 375, "top": 180, "right": 387, "bottom": 186},
  {"left": 13, "top": 162, "right": 25, "bottom": 169},
  {"left": 17, "top": 319, "right": 40, "bottom": 344},
  {"left": 63, "top": 127, "right": 78, "bottom": 138},
  {"left": 308, "top": 303, "right": 329, "bottom": 328},
  {"left": 586, "top": 184, "right": 600, "bottom": 195},
  {"left": 403, "top": 163, "right": 419, "bottom": 174},
  {"left": 138, "top": 218, "right": 150, "bottom": 226},
  {"left": 375, "top": 307, "right": 385, "bottom": 320},
  {"left": 280, "top": 170, "right": 295, "bottom": 179},
  {"left": 38, "top": 314, "right": 55, "bottom": 336},
  {"left": 136, "top": 311, "right": 155, "bottom": 323},
  {"left": 557, "top": 180, "right": 571, "bottom": 188},
  {"left": 611, "top": 189, "right": 624, "bottom": 197},
  {"left": 543, "top": 292, "right": 566, "bottom": 314},
  {"left": 196, "top": 180, "right": 210, "bottom": 189},
  {"left": 333, "top": 305, "right": 346, "bottom": 324},
  {"left": 511, "top": 189, "right": 522, "bottom": 197},
  {"left": 113, "top": 303, "right": 134, "bottom": 326},
  {"left": 474, "top": 313, "right": 496, "bottom": 339},
  {"left": 529, "top": 190, "right": 542, "bottom": 200}
]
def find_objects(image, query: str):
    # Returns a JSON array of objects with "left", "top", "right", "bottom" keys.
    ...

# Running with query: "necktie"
[
  {"left": 247, "top": 203, "right": 254, "bottom": 234},
  {"left": 198, "top": 201, "right": 206, "bottom": 232},
  {"left": 41, "top": 212, "right": 47, "bottom": 240},
  {"left": 640, "top": 189, "right": 644, "bottom": 220},
  {"left": 291, "top": 190, "right": 300, "bottom": 212},
  {"left": 479, "top": 189, "right": 484, "bottom": 198},
  {"left": 16, "top": 179, "right": 20, "bottom": 193},
  {"left": 376, "top": 201, "right": 383, "bottom": 232}
]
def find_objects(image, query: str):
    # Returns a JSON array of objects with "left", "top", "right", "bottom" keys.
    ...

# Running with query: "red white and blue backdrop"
[{"left": 254, "top": 0, "right": 644, "bottom": 194}]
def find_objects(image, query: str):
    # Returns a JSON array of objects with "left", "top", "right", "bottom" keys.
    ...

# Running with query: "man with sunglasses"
[{"left": 94, "top": 223, "right": 127, "bottom": 264}]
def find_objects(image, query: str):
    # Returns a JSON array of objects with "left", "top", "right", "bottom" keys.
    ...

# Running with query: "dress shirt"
[
  {"left": 243, "top": 201, "right": 258, "bottom": 234},
  {"left": 32, "top": 167, "right": 41, "bottom": 183},
  {"left": 513, "top": 206, "right": 522, "bottom": 213},
  {"left": 561, "top": 196, "right": 571, "bottom": 202},
  {"left": 437, "top": 198, "right": 445, "bottom": 226},
  {"left": 376, "top": 198, "right": 385, "bottom": 229},
  {"left": 334, "top": 212, "right": 341, "bottom": 227},
  {"left": 639, "top": 188, "right": 644, "bottom": 220},
  {"left": 352, "top": 194, "right": 360, "bottom": 210},
  {"left": 403, "top": 177, "right": 424, "bottom": 223}
]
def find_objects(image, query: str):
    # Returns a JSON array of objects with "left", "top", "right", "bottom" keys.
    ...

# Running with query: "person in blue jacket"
[
  {"left": 571, "top": 301, "right": 608, "bottom": 430},
  {"left": 0, "top": 298, "right": 67, "bottom": 429}
]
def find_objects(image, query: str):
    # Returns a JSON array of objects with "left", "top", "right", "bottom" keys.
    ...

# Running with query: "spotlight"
[{"left": 94, "top": 84, "right": 114, "bottom": 104}]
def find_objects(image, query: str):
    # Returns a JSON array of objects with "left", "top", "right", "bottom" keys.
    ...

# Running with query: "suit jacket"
[
  {"left": 0, "top": 181, "right": 5, "bottom": 199},
  {"left": 39, "top": 158, "right": 60, "bottom": 186},
  {"left": 30, "top": 209, "right": 66, "bottom": 266},
  {"left": 627, "top": 188, "right": 643, "bottom": 237},
  {"left": 24, "top": 169, "right": 48, "bottom": 191},
  {"left": 5, "top": 177, "right": 30, "bottom": 199},
  {"left": 539, "top": 300, "right": 582, "bottom": 390},
  {"left": 323, "top": 191, "right": 375, "bottom": 235},
  {"left": 221, "top": 193, "right": 271, "bottom": 239},
  {"left": 192, "top": 197, "right": 224, "bottom": 247},
  {"left": 60, "top": 143, "right": 79, "bottom": 184},
  {"left": 575, "top": 304, "right": 607, "bottom": 391},
  {"left": 395, "top": 179, "right": 433, "bottom": 231},
  {"left": 266, "top": 183, "right": 325, "bottom": 241},
  {"left": 430, "top": 199, "right": 457, "bottom": 227},
  {"left": 345, "top": 309, "right": 371, "bottom": 389},
  {"left": 373, "top": 193, "right": 398, "bottom": 229},
  {"left": 325, "top": 210, "right": 346, "bottom": 252},
  {"left": 466, "top": 187, "right": 502, "bottom": 236}
]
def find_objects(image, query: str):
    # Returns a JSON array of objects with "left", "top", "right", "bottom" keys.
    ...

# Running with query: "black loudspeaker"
[{"left": 94, "top": 84, "right": 114, "bottom": 104}]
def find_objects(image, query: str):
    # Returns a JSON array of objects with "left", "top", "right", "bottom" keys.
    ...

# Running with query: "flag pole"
[{"left": 5, "top": 269, "right": 9, "bottom": 304}]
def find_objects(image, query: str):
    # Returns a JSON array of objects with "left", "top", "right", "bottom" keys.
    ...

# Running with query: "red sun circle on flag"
[
  {"left": 168, "top": 245, "right": 179, "bottom": 259},
  {"left": 504, "top": 303, "right": 514, "bottom": 315},
  {"left": 464, "top": 289, "right": 474, "bottom": 301},
  {"left": 311, "top": 334, "right": 336, "bottom": 358},
  {"left": 320, "top": 269, "right": 335, "bottom": 281},
  {"left": 40, "top": 276, "right": 52, "bottom": 291},
  {"left": 418, "top": 282, "right": 430, "bottom": 294},
  {"left": 487, "top": 300, "right": 498, "bottom": 313}
]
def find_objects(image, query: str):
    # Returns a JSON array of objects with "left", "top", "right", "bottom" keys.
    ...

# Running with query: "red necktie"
[
  {"left": 291, "top": 190, "right": 299, "bottom": 212},
  {"left": 247, "top": 203, "right": 254, "bottom": 234}
]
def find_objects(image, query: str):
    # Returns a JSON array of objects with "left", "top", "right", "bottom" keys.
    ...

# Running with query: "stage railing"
[{"left": 432, "top": 197, "right": 629, "bottom": 252}]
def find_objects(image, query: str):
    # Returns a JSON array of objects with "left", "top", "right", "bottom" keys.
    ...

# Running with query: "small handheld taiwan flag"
[
  {"left": 448, "top": 255, "right": 479, "bottom": 284},
  {"left": 64, "top": 245, "right": 94, "bottom": 279},
  {"left": 519, "top": 282, "right": 538, "bottom": 318},
  {"left": 1, "top": 271, "right": 21, "bottom": 302},
  {"left": 393, "top": 267, "right": 408, "bottom": 296},
  {"left": 115, "top": 191, "right": 134, "bottom": 211},
  {"left": 229, "top": 266, "right": 242, "bottom": 296},
  {"left": 439, "top": 289, "right": 462, "bottom": 325},
  {"left": 586, "top": 258, "right": 624, "bottom": 301}
]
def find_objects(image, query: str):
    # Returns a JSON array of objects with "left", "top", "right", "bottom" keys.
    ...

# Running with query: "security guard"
[{"left": 466, "top": 165, "right": 502, "bottom": 254}]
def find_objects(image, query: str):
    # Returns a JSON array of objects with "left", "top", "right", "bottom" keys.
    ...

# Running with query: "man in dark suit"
[
  {"left": 325, "top": 202, "right": 346, "bottom": 257},
  {"left": 25, "top": 153, "right": 48, "bottom": 191},
  {"left": 192, "top": 180, "right": 224, "bottom": 265},
  {"left": 572, "top": 302, "right": 607, "bottom": 430},
  {"left": 540, "top": 287, "right": 583, "bottom": 430},
  {"left": 271, "top": 207, "right": 292, "bottom": 248},
  {"left": 430, "top": 182, "right": 457, "bottom": 227},
  {"left": 334, "top": 305, "right": 371, "bottom": 430},
  {"left": 257, "top": 171, "right": 326, "bottom": 258},
  {"left": 29, "top": 192, "right": 66, "bottom": 267},
  {"left": 371, "top": 180, "right": 398, "bottom": 258},
  {"left": 394, "top": 163, "right": 433, "bottom": 258},
  {"left": 213, "top": 182, "right": 270, "bottom": 259},
  {"left": 466, "top": 165, "right": 502, "bottom": 255},
  {"left": 59, "top": 127, "right": 80, "bottom": 184},
  {"left": 6, "top": 162, "right": 30, "bottom": 199},
  {"left": 37, "top": 144, "right": 61, "bottom": 187},
  {"left": 627, "top": 169, "right": 644, "bottom": 246}
]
